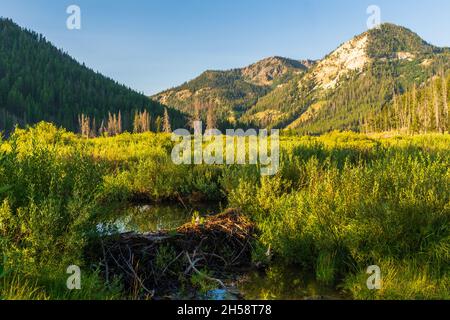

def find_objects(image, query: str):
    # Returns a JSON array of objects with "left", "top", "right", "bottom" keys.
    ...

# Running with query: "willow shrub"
[
  {"left": 0, "top": 126, "right": 117, "bottom": 299},
  {"left": 1, "top": 123, "right": 449, "bottom": 299},
  {"left": 229, "top": 149, "right": 450, "bottom": 297}
]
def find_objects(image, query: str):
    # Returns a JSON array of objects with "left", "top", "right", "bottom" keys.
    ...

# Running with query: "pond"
[
  {"left": 99, "top": 203, "right": 346, "bottom": 300},
  {"left": 199, "top": 264, "right": 345, "bottom": 301},
  {"left": 236, "top": 264, "right": 346, "bottom": 300},
  {"left": 98, "top": 202, "right": 223, "bottom": 234}
]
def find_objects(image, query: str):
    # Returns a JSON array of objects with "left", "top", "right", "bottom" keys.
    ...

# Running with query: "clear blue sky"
[{"left": 1, "top": 0, "right": 450, "bottom": 95}]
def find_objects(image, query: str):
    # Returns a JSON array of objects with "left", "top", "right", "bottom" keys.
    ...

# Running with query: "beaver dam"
[{"left": 89, "top": 209, "right": 256, "bottom": 299}]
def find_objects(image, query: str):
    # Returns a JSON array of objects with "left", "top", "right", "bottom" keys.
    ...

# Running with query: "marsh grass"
[{"left": 0, "top": 123, "right": 448, "bottom": 299}]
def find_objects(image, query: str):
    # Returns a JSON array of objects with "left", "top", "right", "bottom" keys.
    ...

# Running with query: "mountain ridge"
[
  {"left": 273, "top": 23, "right": 449, "bottom": 132},
  {"left": 154, "top": 23, "right": 449, "bottom": 133},
  {"left": 1, "top": 19, "right": 448, "bottom": 135},
  {"left": 152, "top": 56, "right": 314, "bottom": 124}
]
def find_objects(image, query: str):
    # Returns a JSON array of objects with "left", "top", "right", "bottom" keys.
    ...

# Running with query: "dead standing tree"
[
  {"left": 133, "top": 110, "right": 151, "bottom": 133},
  {"left": 107, "top": 111, "right": 122, "bottom": 136},
  {"left": 78, "top": 113, "right": 96, "bottom": 138},
  {"left": 206, "top": 100, "right": 217, "bottom": 130},
  {"left": 441, "top": 71, "right": 448, "bottom": 132},
  {"left": 162, "top": 108, "right": 172, "bottom": 133},
  {"left": 189, "top": 98, "right": 202, "bottom": 131}
]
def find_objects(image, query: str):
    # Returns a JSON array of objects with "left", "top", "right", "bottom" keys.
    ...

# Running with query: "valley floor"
[{"left": 0, "top": 123, "right": 449, "bottom": 299}]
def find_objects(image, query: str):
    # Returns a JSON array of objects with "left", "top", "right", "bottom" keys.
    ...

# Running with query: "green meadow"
[{"left": 0, "top": 123, "right": 449, "bottom": 299}]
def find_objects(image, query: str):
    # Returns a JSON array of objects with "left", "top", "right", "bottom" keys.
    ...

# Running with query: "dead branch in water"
[{"left": 88, "top": 209, "right": 255, "bottom": 299}]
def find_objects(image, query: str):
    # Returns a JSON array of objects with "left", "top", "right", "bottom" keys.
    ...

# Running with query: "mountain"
[
  {"left": 152, "top": 57, "right": 313, "bottom": 125},
  {"left": 0, "top": 18, "right": 186, "bottom": 134},
  {"left": 2, "top": 19, "right": 448, "bottom": 135},
  {"left": 242, "top": 23, "right": 450, "bottom": 133},
  {"left": 154, "top": 23, "right": 449, "bottom": 134},
  {"left": 240, "top": 56, "right": 314, "bottom": 86}
]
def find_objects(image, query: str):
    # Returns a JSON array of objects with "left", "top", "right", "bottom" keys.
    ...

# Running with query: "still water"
[
  {"left": 237, "top": 265, "right": 346, "bottom": 300},
  {"left": 101, "top": 203, "right": 344, "bottom": 300},
  {"left": 98, "top": 202, "right": 221, "bottom": 234}
]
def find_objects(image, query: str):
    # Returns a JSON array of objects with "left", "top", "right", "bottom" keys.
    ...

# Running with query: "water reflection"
[
  {"left": 204, "top": 289, "right": 239, "bottom": 301},
  {"left": 98, "top": 202, "right": 221, "bottom": 235},
  {"left": 238, "top": 264, "right": 345, "bottom": 300}
]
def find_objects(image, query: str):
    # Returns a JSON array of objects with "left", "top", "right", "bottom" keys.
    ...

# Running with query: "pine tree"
[{"left": 0, "top": 19, "right": 186, "bottom": 134}]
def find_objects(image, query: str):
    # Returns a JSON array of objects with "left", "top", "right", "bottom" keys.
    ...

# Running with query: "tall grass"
[
  {"left": 229, "top": 134, "right": 450, "bottom": 299},
  {"left": 0, "top": 123, "right": 448, "bottom": 299}
]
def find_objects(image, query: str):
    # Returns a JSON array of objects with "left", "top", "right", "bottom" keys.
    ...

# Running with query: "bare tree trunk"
[
  {"left": 163, "top": 108, "right": 172, "bottom": 133},
  {"left": 107, "top": 112, "right": 122, "bottom": 136},
  {"left": 424, "top": 99, "right": 430, "bottom": 133},
  {"left": 393, "top": 92, "right": 399, "bottom": 130},
  {"left": 433, "top": 83, "right": 441, "bottom": 132},
  {"left": 206, "top": 101, "right": 217, "bottom": 130},
  {"left": 78, "top": 114, "right": 91, "bottom": 138},
  {"left": 442, "top": 72, "right": 448, "bottom": 132},
  {"left": 133, "top": 110, "right": 151, "bottom": 133},
  {"left": 99, "top": 120, "right": 107, "bottom": 136},
  {"left": 190, "top": 99, "right": 201, "bottom": 129},
  {"left": 155, "top": 116, "right": 162, "bottom": 133},
  {"left": 118, "top": 111, "right": 122, "bottom": 134}
]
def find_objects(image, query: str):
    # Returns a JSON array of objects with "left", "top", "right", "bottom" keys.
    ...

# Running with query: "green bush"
[{"left": 1, "top": 123, "right": 448, "bottom": 299}]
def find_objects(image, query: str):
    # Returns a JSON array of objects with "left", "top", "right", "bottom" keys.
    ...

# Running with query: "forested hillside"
[
  {"left": 155, "top": 69, "right": 270, "bottom": 127},
  {"left": 1, "top": 19, "right": 448, "bottom": 136},
  {"left": 153, "top": 57, "right": 311, "bottom": 126},
  {"left": 366, "top": 72, "right": 449, "bottom": 133},
  {"left": 288, "top": 58, "right": 450, "bottom": 134},
  {"left": 244, "top": 24, "right": 450, "bottom": 133},
  {"left": 154, "top": 23, "right": 449, "bottom": 134},
  {"left": 0, "top": 18, "right": 186, "bottom": 134}
]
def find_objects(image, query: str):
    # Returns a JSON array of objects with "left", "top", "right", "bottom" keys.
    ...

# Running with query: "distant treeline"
[
  {"left": 78, "top": 109, "right": 173, "bottom": 138},
  {"left": 292, "top": 60, "right": 450, "bottom": 135},
  {"left": 366, "top": 72, "right": 449, "bottom": 133}
]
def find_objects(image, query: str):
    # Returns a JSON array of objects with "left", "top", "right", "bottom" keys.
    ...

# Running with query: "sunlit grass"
[{"left": 0, "top": 122, "right": 449, "bottom": 299}]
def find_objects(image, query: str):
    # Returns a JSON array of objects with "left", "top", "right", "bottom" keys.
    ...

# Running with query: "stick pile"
[{"left": 91, "top": 209, "right": 255, "bottom": 299}]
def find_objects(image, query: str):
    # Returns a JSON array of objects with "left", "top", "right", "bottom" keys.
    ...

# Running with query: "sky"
[{"left": 1, "top": 0, "right": 450, "bottom": 95}]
